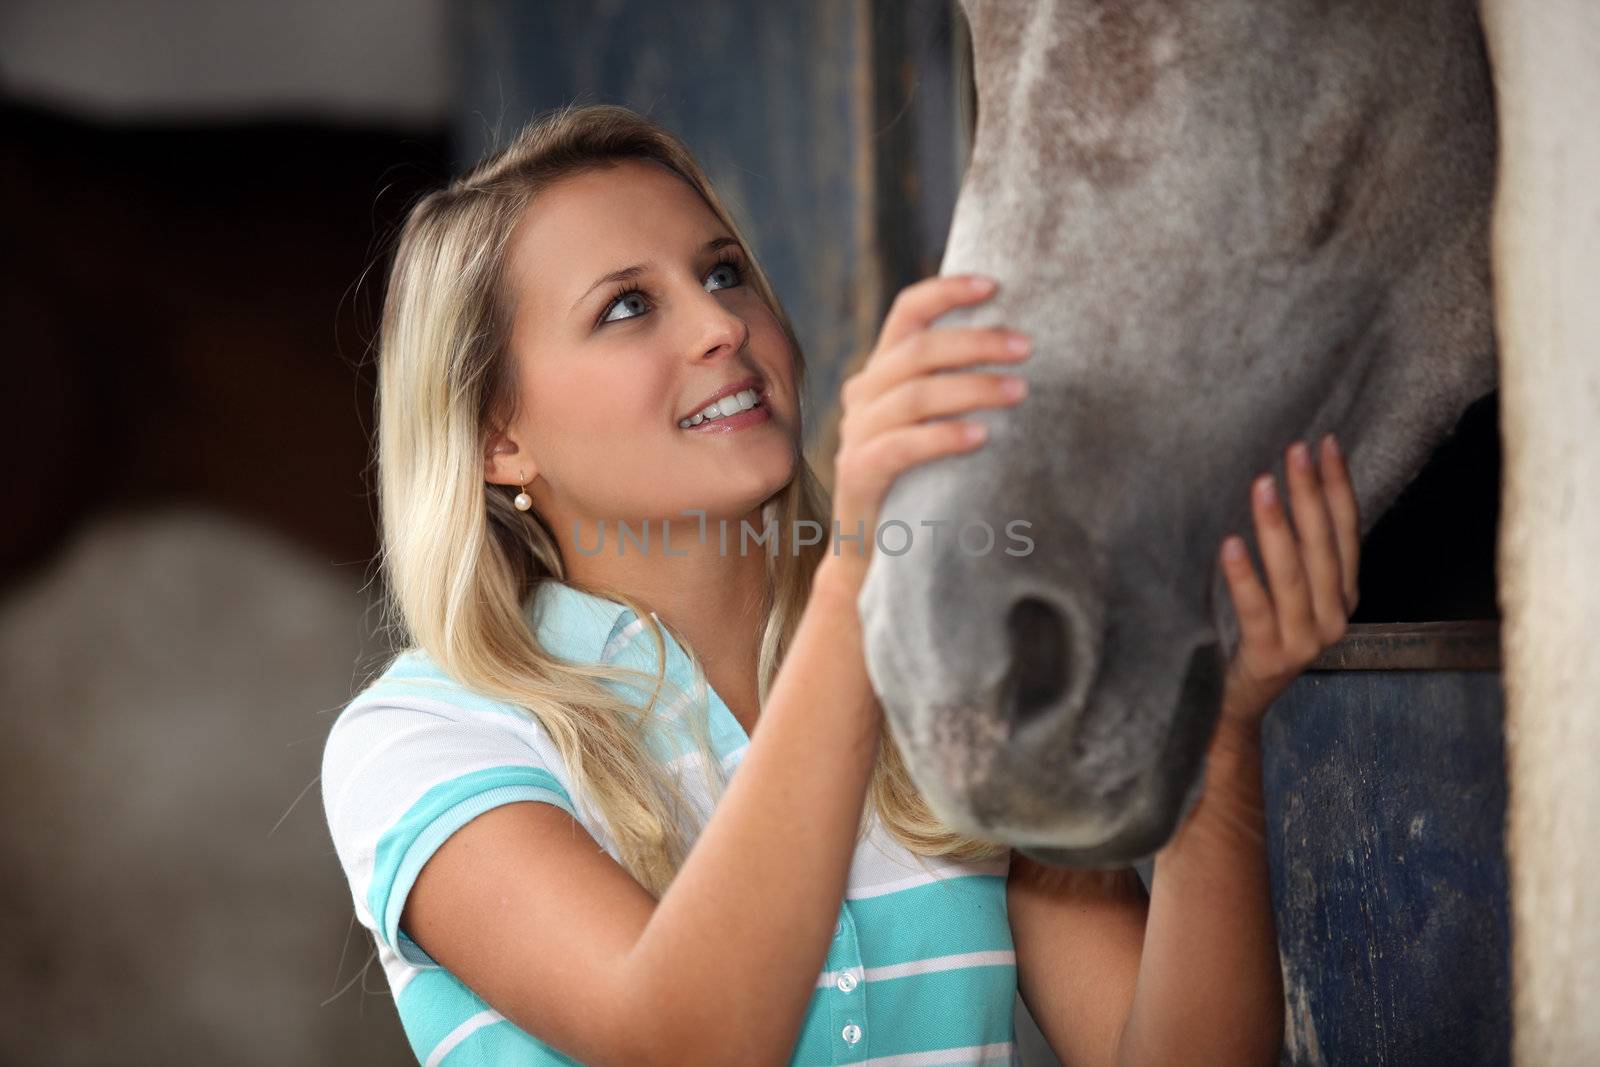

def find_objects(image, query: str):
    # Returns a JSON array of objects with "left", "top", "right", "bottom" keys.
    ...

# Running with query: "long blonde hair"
[{"left": 371, "top": 101, "right": 1005, "bottom": 898}]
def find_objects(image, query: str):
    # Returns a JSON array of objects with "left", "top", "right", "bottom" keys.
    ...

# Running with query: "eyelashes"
[{"left": 596, "top": 250, "right": 747, "bottom": 327}]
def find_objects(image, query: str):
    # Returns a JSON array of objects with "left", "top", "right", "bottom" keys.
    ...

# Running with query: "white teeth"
[{"left": 678, "top": 388, "right": 762, "bottom": 428}]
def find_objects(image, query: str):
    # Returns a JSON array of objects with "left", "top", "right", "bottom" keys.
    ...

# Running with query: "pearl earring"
[{"left": 513, "top": 471, "right": 532, "bottom": 512}]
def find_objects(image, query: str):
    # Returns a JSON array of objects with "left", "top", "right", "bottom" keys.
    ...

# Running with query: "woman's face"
[{"left": 486, "top": 158, "right": 801, "bottom": 537}]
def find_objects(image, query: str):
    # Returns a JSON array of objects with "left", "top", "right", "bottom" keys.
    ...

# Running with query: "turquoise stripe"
[
  {"left": 851, "top": 873, "right": 1012, "bottom": 966},
  {"left": 857, "top": 962, "right": 1019, "bottom": 1056},
  {"left": 788, "top": 992, "right": 838, "bottom": 1066},
  {"left": 437, "top": 1013, "right": 587, "bottom": 1066},
  {"left": 352, "top": 650, "right": 531, "bottom": 719},
  {"left": 354, "top": 677, "right": 527, "bottom": 719},
  {"left": 786, "top": 963, "right": 1017, "bottom": 1065},
  {"left": 792, "top": 926, "right": 1016, "bottom": 1064},
  {"left": 393, "top": 970, "right": 580, "bottom": 1065},
  {"left": 395, "top": 969, "right": 491, "bottom": 1063},
  {"left": 369, "top": 768, "right": 579, "bottom": 962}
]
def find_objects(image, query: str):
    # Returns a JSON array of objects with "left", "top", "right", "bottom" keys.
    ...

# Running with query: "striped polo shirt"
[{"left": 320, "top": 577, "right": 1020, "bottom": 1066}]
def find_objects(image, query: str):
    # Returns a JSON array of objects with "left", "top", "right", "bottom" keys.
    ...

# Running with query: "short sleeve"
[{"left": 320, "top": 691, "right": 581, "bottom": 968}]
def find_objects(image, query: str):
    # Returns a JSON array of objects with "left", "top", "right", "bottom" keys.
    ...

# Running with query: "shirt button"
[
  {"left": 836, "top": 972, "right": 858, "bottom": 992},
  {"left": 841, "top": 1023, "right": 862, "bottom": 1045}
]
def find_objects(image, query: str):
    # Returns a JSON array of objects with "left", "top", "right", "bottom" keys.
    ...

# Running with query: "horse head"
[{"left": 857, "top": 0, "right": 1499, "bottom": 865}]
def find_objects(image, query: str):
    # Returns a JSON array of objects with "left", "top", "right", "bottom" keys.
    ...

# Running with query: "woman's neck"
[{"left": 561, "top": 510, "right": 773, "bottom": 733}]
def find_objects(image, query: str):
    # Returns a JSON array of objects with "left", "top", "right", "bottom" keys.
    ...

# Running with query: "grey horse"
[{"left": 856, "top": 0, "right": 1499, "bottom": 866}]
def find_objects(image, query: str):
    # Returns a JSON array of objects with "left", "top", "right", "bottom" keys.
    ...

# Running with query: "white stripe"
[
  {"left": 817, "top": 949, "right": 1015, "bottom": 987},
  {"left": 344, "top": 693, "right": 574, "bottom": 767},
  {"left": 854, "top": 1041, "right": 1017, "bottom": 1066},
  {"left": 871, "top": 949, "right": 1017, "bottom": 982},
  {"left": 329, "top": 696, "right": 574, "bottom": 824},
  {"left": 846, "top": 859, "right": 1008, "bottom": 900},
  {"left": 665, "top": 739, "right": 748, "bottom": 775},
  {"left": 329, "top": 720, "right": 454, "bottom": 825},
  {"left": 601, "top": 614, "right": 648, "bottom": 662},
  {"left": 424, "top": 1009, "right": 505, "bottom": 1067},
  {"left": 815, "top": 962, "right": 866, "bottom": 989},
  {"left": 386, "top": 949, "right": 418, "bottom": 998}
]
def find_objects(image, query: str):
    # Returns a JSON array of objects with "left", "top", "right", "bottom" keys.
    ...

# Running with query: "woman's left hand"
[{"left": 1216, "top": 434, "right": 1362, "bottom": 733}]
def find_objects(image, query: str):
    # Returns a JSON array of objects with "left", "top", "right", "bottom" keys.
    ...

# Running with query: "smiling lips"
[{"left": 678, "top": 384, "right": 766, "bottom": 429}]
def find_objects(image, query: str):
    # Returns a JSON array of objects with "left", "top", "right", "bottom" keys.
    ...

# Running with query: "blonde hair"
[{"left": 371, "top": 101, "right": 1005, "bottom": 898}]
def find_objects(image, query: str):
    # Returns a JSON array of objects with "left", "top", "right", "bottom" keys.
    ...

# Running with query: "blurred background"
[
  {"left": 0, "top": 1, "right": 1002, "bottom": 1063},
  {"left": 0, "top": 1, "right": 1498, "bottom": 1063}
]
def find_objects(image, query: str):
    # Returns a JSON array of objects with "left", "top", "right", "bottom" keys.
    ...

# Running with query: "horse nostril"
[{"left": 1001, "top": 595, "right": 1069, "bottom": 739}]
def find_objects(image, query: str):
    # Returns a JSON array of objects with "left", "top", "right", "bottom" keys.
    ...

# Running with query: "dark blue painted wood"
[{"left": 1262, "top": 670, "right": 1511, "bottom": 1066}]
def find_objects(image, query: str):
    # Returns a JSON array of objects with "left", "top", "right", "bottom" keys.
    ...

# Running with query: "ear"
[{"left": 483, "top": 428, "right": 537, "bottom": 487}]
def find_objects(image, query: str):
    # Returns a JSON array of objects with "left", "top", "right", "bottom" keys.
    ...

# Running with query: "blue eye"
[{"left": 598, "top": 252, "right": 745, "bottom": 326}]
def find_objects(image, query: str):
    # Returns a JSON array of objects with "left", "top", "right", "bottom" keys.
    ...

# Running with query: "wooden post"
[{"left": 1479, "top": 1, "right": 1600, "bottom": 1061}]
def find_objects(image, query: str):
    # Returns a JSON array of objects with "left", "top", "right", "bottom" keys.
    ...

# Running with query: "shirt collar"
[
  {"left": 524, "top": 577, "right": 752, "bottom": 760},
  {"left": 527, "top": 578, "right": 657, "bottom": 667}
]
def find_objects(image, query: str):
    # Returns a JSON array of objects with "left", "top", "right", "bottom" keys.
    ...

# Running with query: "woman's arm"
[
  {"left": 1112, "top": 716, "right": 1281, "bottom": 1067},
  {"left": 1006, "top": 720, "right": 1279, "bottom": 1067},
  {"left": 620, "top": 566, "right": 883, "bottom": 1064},
  {"left": 1009, "top": 435, "right": 1361, "bottom": 1067},
  {"left": 1116, "top": 435, "right": 1361, "bottom": 1067}
]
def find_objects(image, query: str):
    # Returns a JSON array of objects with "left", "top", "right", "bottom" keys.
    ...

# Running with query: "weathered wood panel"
[
  {"left": 1311, "top": 621, "right": 1501, "bottom": 672},
  {"left": 1264, "top": 667, "right": 1510, "bottom": 1066},
  {"left": 811, "top": 0, "right": 972, "bottom": 496}
]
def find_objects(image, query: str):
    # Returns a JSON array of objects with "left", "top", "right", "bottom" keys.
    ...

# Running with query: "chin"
[{"left": 697, "top": 462, "right": 795, "bottom": 522}]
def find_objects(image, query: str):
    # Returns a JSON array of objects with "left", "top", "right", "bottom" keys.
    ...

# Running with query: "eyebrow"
[{"left": 569, "top": 236, "right": 744, "bottom": 316}]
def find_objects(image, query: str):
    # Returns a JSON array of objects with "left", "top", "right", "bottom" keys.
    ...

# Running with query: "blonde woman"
[{"left": 321, "top": 102, "right": 1360, "bottom": 1067}]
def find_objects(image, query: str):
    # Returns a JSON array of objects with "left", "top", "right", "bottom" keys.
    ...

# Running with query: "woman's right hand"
[{"left": 817, "top": 273, "right": 1033, "bottom": 598}]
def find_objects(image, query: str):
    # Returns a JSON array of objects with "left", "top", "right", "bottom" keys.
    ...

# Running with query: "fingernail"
[
  {"left": 969, "top": 275, "right": 997, "bottom": 293},
  {"left": 1000, "top": 376, "right": 1028, "bottom": 399},
  {"left": 1255, "top": 475, "right": 1277, "bottom": 506},
  {"left": 1224, "top": 537, "right": 1247, "bottom": 562},
  {"left": 1290, "top": 441, "right": 1311, "bottom": 469},
  {"left": 1324, "top": 433, "right": 1341, "bottom": 459},
  {"left": 1006, "top": 333, "right": 1031, "bottom": 355},
  {"left": 965, "top": 422, "right": 989, "bottom": 442}
]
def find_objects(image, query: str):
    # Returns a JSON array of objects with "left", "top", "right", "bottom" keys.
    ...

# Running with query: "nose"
[
  {"left": 1013, "top": 637, "right": 1225, "bottom": 866},
  {"left": 986, "top": 512, "right": 1103, "bottom": 744},
  {"left": 691, "top": 289, "right": 749, "bottom": 360},
  {"left": 869, "top": 508, "right": 1103, "bottom": 745},
  {"left": 1002, "top": 595, "right": 1070, "bottom": 737},
  {"left": 1000, "top": 588, "right": 1099, "bottom": 743}
]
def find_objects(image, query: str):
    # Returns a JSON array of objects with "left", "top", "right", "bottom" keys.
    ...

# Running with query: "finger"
[
  {"left": 867, "top": 325, "right": 1032, "bottom": 396},
  {"left": 1251, "top": 472, "right": 1318, "bottom": 655},
  {"left": 1220, "top": 534, "right": 1278, "bottom": 657},
  {"left": 837, "top": 419, "right": 988, "bottom": 512},
  {"left": 1284, "top": 440, "right": 1348, "bottom": 634},
  {"left": 876, "top": 274, "right": 1002, "bottom": 355},
  {"left": 1320, "top": 434, "right": 1361, "bottom": 609},
  {"left": 844, "top": 372, "right": 1026, "bottom": 444},
  {"left": 843, "top": 326, "right": 1028, "bottom": 416}
]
